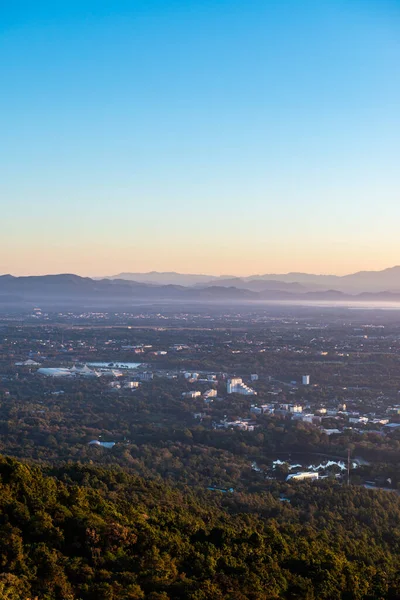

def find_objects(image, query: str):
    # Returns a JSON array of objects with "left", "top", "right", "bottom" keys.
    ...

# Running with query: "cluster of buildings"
[
  {"left": 250, "top": 402, "right": 303, "bottom": 416},
  {"left": 121, "top": 344, "right": 152, "bottom": 354},
  {"left": 37, "top": 364, "right": 124, "bottom": 378},
  {"left": 245, "top": 395, "right": 400, "bottom": 438},
  {"left": 184, "top": 372, "right": 217, "bottom": 383},
  {"left": 109, "top": 380, "right": 141, "bottom": 390},
  {"left": 181, "top": 374, "right": 259, "bottom": 405},
  {"left": 217, "top": 418, "right": 256, "bottom": 432},
  {"left": 182, "top": 389, "right": 217, "bottom": 401}
]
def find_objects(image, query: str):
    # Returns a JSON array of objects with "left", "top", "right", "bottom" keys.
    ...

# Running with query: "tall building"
[
  {"left": 302, "top": 375, "right": 310, "bottom": 385},
  {"left": 227, "top": 378, "right": 257, "bottom": 396},
  {"left": 227, "top": 377, "right": 243, "bottom": 393}
]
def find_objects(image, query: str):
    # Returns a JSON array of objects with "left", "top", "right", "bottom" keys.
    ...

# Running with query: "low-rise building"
[
  {"left": 124, "top": 381, "right": 140, "bottom": 389},
  {"left": 322, "top": 428, "right": 341, "bottom": 435},
  {"left": 15, "top": 359, "right": 41, "bottom": 366},
  {"left": 193, "top": 412, "right": 206, "bottom": 419},
  {"left": 296, "top": 413, "right": 315, "bottom": 423},
  {"left": 203, "top": 389, "right": 217, "bottom": 400},
  {"left": 286, "top": 472, "right": 319, "bottom": 482},
  {"left": 349, "top": 416, "right": 369, "bottom": 424},
  {"left": 223, "top": 419, "right": 255, "bottom": 431},
  {"left": 182, "top": 391, "right": 202, "bottom": 399},
  {"left": 89, "top": 440, "right": 116, "bottom": 449},
  {"left": 139, "top": 371, "right": 153, "bottom": 381}
]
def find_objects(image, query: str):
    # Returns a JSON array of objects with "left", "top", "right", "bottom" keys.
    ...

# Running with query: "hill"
[{"left": 0, "top": 455, "right": 399, "bottom": 599}]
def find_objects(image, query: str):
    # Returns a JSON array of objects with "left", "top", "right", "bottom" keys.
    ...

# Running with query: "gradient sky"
[{"left": 1, "top": 0, "right": 400, "bottom": 276}]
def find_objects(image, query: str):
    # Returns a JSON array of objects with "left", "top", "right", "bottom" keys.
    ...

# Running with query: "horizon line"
[{"left": 1, "top": 265, "right": 400, "bottom": 279}]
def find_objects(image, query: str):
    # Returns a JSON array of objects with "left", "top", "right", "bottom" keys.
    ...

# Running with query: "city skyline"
[{"left": 2, "top": 0, "right": 400, "bottom": 276}]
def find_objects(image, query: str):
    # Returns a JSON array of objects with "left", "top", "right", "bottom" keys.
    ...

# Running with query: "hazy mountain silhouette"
[
  {"left": 104, "top": 271, "right": 219, "bottom": 286},
  {"left": 2, "top": 272, "right": 400, "bottom": 309},
  {"left": 105, "top": 266, "right": 400, "bottom": 293},
  {"left": 195, "top": 277, "right": 323, "bottom": 293}
]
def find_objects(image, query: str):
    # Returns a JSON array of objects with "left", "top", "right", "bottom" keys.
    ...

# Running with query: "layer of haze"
[{"left": 1, "top": 0, "right": 400, "bottom": 277}]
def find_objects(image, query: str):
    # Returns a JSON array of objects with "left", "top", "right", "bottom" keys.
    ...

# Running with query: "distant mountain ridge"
[
  {"left": 104, "top": 271, "right": 219, "bottom": 286},
  {"left": 2, "top": 272, "right": 400, "bottom": 309},
  {"left": 237, "top": 266, "right": 400, "bottom": 292},
  {"left": 105, "top": 266, "right": 400, "bottom": 293}
]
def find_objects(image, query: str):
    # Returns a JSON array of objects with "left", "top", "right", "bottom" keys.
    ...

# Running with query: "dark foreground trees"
[{"left": 0, "top": 455, "right": 399, "bottom": 599}]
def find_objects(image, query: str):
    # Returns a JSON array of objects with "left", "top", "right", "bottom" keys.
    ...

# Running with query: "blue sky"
[{"left": 1, "top": 0, "right": 400, "bottom": 276}]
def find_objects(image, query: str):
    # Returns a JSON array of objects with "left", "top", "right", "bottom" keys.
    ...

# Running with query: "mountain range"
[
  {"left": 2, "top": 266, "right": 400, "bottom": 309},
  {"left": 105, "top": 266, "right": 400, "bottom": 293}
]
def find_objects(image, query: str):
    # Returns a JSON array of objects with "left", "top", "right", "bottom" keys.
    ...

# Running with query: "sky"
[{"left": 1, "top": 0, "right": 400, "bottom": 277}]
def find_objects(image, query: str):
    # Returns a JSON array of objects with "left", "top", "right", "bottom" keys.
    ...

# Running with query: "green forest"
[{"left": 0, "top": 455, "right": 399, "bottom": 599}]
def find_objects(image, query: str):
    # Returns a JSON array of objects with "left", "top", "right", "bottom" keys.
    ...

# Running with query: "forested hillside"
[{"left": 0, "top": 455, "right": 399, "bottom": 599}]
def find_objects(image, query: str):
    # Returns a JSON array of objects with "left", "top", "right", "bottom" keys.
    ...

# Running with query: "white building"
[
  {"left": 251, "top": 404, "right": 274, "bottom": 415},
  {"left": 124, "top": 381, "right": 140, "bottom": 389},
  {"left": 184, "top": 372, "right": 199, "bottom": 380},
  {"left": 326, "top": 409, "right": 338, "bottom": 417},
  {"left": 227, "top": 378, "right": 257, "bottom": 396},
  {"left": 294, "top": 413, "right": 315, "bottom": 423},
  {"left": 250, "top": 374, "right": 259, "bottom": 381},
  {"left": 109, "top": 381, "right": 121, "bottom": 389},
  {"left": 89, "top": 440, "right": 115, "bottom": 449},
  {"left": 224, "top": 420, "right": 255, "bottom": 431},
  {"left": 203, "top": 389, "right": 217, "bottom": 400},
  {"left": 349, "top": 416, "right": 369, "bottom": 424},
  {"left": 182, "top": 391, "right": 202, "bottom": 399},
  {"left": 302, "top": 375, "right": 310, "bottom": 385},
  {"left": 260, "top": 404, "right": 275, "bottom": 414},
  {"left": 279, "top": 403, "right": 302, "bottom": 413},
  {"left": 286, "top": 472, "right": 319, "bottom": 482},
  {"left": 37, "top": 364, "right": 105, "bottom": 378},
  {"left": 70, "top": 365, "right": 99, "bottom": 377},
  {"left": 37, "top": 367, "right": 74, "bottom": 378},
  {"left": 227, "top": 378, "right": 242, "bottom": 393},
  {"left": 323, "top": 428, "right": 341, "bottom": 435},
  {"left": 15, "top": 359, "right": 41, "bottom": 366}
]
